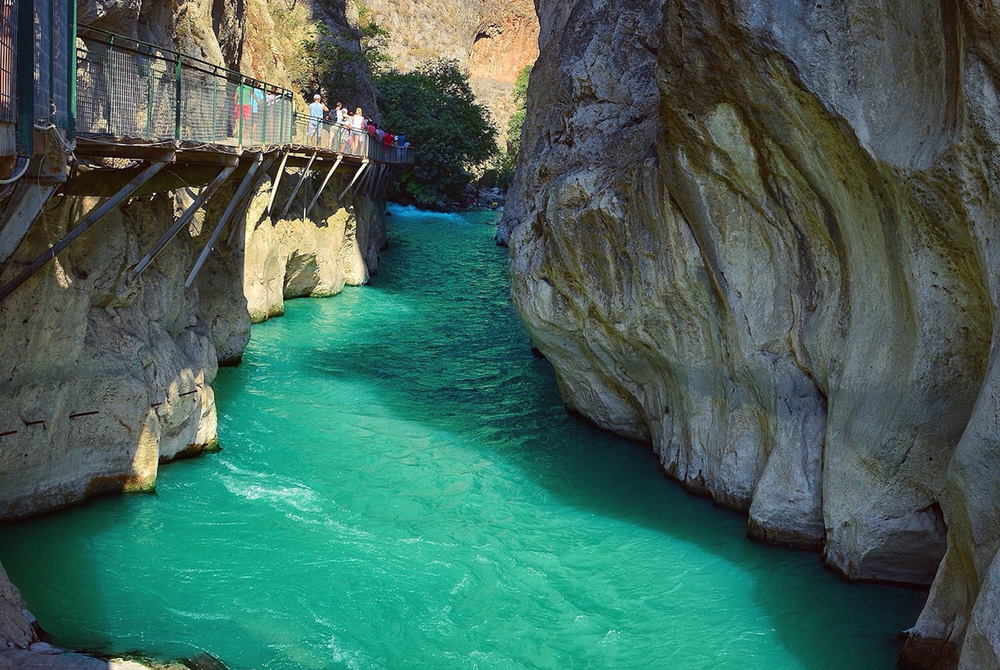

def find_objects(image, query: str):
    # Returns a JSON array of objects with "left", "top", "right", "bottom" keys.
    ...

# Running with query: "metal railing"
[
  {"left": 3, "top": 17, "right": 417, "bottom": 168},
  {"left": 1, "top": 0, "right": 76, "bottom": 159},
  {"left": 76, "top": 25, "right": 295, "bottom": 147},
  {"left": 0, "top": 0, "right": 15, "bottom": 156},
  {"left": 291, "top": 113, "right": 414, "bottom": 164},
  {"left": 34, "top": 0, "right": 73, "bottom": 131}
]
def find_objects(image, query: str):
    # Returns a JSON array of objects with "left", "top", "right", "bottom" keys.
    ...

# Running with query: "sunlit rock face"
[
  {"left": 359, "top": 0, "right": 539, "bottom": 145},
  {"left": 503, "top": 1, "right": 1000, "bottom": 667},
  {"left": 241, "top": 177, "right": 386, "bottom": 324}
]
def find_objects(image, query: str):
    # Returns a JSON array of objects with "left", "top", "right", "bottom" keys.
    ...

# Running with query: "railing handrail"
[
  {"left": 77, "top": 25, "right": 293, "bottom": 98},
  {"left": 292, "top": 112, "right": 414, "bottom": 165}
]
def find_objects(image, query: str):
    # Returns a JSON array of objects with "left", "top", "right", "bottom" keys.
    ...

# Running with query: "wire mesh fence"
[
  {"left": 0, "top": 0, "right": 15, "bottom": 156},
  {"left": 33, "top": 0, "right": 70, "bottom": 127},
  {"left": 76, "top": 25, "right": 295, "bottom": 147},
  {"left": 291, "top": 114, "right": 414, "bottom": 164}
]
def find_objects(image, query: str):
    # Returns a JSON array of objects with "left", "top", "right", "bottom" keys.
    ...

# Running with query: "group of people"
[{"left": 306, "top": 94, "right": 412, "bottom": 156}]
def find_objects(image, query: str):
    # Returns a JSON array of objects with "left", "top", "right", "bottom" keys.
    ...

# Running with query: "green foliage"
[
  {"left": 294, "top": 1, "right": 392, "bottom": 101},
  {"left": 357, "top": 3, "right": 393, "bottom": 75},
  {"left": 486, "top": 65, "right": 532, "bottom": 190},
  {"left": 375, "top": 60, "right": 499, "bottom": 206}
]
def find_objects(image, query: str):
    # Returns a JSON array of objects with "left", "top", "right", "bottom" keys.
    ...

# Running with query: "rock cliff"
[
  {"left": 503, "top": 1, "right": 1000, "bottom": 668},
  {"left": 0, "top": 0, "right": 386, "bottom": 663},
  {"left": 359, "top": 0, "right": 538, "bottom": 145}
]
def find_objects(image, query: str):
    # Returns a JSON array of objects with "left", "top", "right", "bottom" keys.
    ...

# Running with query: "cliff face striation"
[
  {"left": 0, "top": 0, "right": 386, "bottom": 662},
  {"left": 360, "top": 0, "right": 538, "bottom": 145},
  {"left": 503, "top": 1, "right": 1000, "bottom": 668}
]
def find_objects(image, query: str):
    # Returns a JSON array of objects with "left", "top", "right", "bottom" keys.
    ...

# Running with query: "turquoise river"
[{"left": 1, "top": 206, "right": 924, "bottom": 669}]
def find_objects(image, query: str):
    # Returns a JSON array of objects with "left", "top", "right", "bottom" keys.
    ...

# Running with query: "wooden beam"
[
  {"left": 266, "top": 150, "right": 290, "bottom": 214},
  {"left": 338, "top": 160, "right": 369, "bottom": 201},
  {"left": 0, "top": 183, "right": 58, "bottom": 267},
  {"left": 185, "top": 156, "right": 263, "bottom": 288},
  {"left": 279, "top": 151, "right": 318, "bottom": 219},
  {"left": 305, "top": 155, "right": 343, "bottom": 217},
  {"left": 128, "top": 163, "right": 238, "bottom": 281},
  {"left": 64, "top": 163, "right": 238, "bottom": 197},
  {"left": 0, "top": 158, "right": 173, "bottom": 303}
]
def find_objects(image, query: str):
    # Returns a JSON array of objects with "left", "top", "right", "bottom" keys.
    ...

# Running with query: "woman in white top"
[{"left": 350, "top": 108, "right": 365, "bottom": 154}]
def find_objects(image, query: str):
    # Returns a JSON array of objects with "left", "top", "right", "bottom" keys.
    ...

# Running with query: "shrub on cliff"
[
  {"left": 375, "top": 60, "right": 498, "bottom": 207},
  {"left": 486, "top": 65, "right": 532, "bottom": 189}
]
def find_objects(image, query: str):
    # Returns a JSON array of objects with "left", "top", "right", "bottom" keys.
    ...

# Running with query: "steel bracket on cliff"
[{"left": 0, "top": 150, "right": 175, "bottom": 303}]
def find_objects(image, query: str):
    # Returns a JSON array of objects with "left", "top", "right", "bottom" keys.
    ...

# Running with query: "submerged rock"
[{"left": 504, "top": 1, "right": 1000, "bottom": 667}]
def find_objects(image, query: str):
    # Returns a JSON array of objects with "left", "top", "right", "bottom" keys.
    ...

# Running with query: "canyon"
[
  {"left": 3, "top": 0, "right": 998, "bottom": 668},
  {"left": 501, "top": 1, "right": 1000, "bottom": 668},
  {"left": 359, "top": 0, "right": 539, "bottom": 146}
]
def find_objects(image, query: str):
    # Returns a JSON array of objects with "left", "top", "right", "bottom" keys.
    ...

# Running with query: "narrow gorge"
[
  {"left": 502, "top": 1, "right": 1000, "bottom": 668},
  {"left": 0, "top": 0, "right": 997, "bottom": 669}
]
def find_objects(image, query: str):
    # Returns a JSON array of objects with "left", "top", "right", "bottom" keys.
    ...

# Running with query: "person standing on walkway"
[
  {"left": 234, "top": 82, "right": 255, "bottom": 139},
  {"left": 333, "top": 102, "right": 347, "bottom": 151},
  {"left": 308, "top": 94, "right": 328, "bottom": 146},
  {"left": 351, "top": 107, "right": 365, "bottom": 154}
]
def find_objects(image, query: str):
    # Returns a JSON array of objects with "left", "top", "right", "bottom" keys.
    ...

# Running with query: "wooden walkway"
[{"left": 0, "top": 16, "right": 415, "bottom": 304}]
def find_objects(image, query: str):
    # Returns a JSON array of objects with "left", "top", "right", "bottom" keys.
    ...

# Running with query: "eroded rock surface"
[
  {"left": 0, "top": 0, "right": 388, "bottom": 661},
  {"left": 503, "top": 1, "right": 1000, "bottom": 668},
  {"left": 360, "top": 0, "right": 538, "bottom": 144}
]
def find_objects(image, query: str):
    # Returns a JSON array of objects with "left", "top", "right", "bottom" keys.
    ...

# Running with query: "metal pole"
[
  {"left": 266, "top": 150, "right": 290, "bottom": 214},
  {"left": 128, "top": 162, "right": 237, "bottom": 280},
  {"left": 226, "top": 155, "right": 275, "bottom": 246},
  {"left": 185, "top": 156, "right": 262, "bottom": 287},
  {"left": 279, "top": 150, "right": 317, "bottom": 219},
  {"left": 174, "top": 55, "right": 183, "bottom": 140},
  {"left": 0, "top": 158, "right": 172, "bottom": 303},
  {"left": 14, "top": 0, "right": 34, "bottom": 154},
  {"left": 305, "top": 155, "right": 342, "bottom": 217},
  {"left": 237, "top": 76, "right": 244, "bottom": 149},
  {"left": 144, "top": 58, "right": 153, "bottom": 135},
  {"left": 66, "top": 0, "right": 77, "bottom": 140},
  {"left": 48, "top": 0, "right": 55, "bottom": 123},
  {"left": 260, "top": 88, "right": 267, "bottom": 145},
  {"left": 338, "top": 160, "right": 369, "bottom": 201}
]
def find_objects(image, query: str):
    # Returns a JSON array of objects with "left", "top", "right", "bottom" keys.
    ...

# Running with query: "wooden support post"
[
  {"left": 338, "top": 160, "right": 369, "bottom": 202},
  {"left": 128, "top": 162, "right": 238, "bottom": 281},
  {"left": 279, "top": 151, "right": 318, "bottom": 219},
  {"left": 0, "top": 159, "right": 172, "bottom": 304},
  {"left": 305, "top": 155, "right": 343, "bottom": 217},
  {"left": 266, "top": 150, "right": 290, "bottom": 214},
  {"left": 185, "top": 156, "right": 262, "bottom": 288},
  {"left": 0, "top": 183, "right": 58, "bottom": 267}
]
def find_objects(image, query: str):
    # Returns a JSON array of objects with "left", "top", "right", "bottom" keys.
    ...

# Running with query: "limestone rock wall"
[
  {"left": 504, "top": 1, "right": 1000, "bottom": 668},
  {"left": 0, "top": 0, "right": 387, "bottom": 661},
  {"left": 359, "top": 0, "right": 538, "bottom": 145},
  {"left": 0, "top": 190, "right": 246, "bottom": 520},
  {"left": 242, "top": 171, "right": 386, "bottom": 323}
]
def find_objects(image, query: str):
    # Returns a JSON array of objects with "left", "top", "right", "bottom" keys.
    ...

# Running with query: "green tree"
[
  {"left": 506, "top": 65, "right": 531, "bottom": 158},
  {"left": 375, "top": 60, "right": 498, "bottom": 207},
  {"left": 357, "top": 3, "right": 392, "bottom": 75}
]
